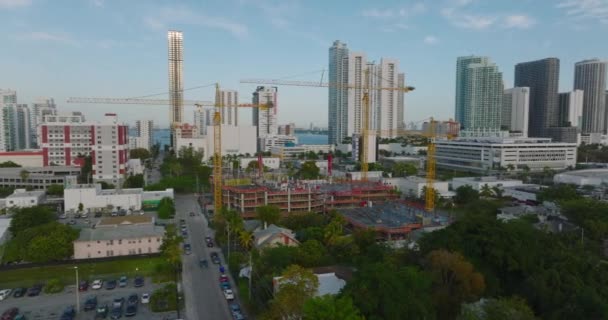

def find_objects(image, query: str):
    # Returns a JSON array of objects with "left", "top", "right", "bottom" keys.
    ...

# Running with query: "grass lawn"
[{"left": 0, "top": 256, "right": 168, "bottom": 288}]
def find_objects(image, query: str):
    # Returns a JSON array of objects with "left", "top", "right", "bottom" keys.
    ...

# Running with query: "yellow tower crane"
[{"left": 240, "top": 75, "right": 415, "bottom": 181}]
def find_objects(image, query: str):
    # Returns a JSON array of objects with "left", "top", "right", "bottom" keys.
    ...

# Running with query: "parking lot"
[{"left": 0, "top": 278, "right": 178, "bottom": 320}]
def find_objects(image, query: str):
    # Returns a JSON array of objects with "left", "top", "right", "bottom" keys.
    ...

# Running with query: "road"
[{"left": 174, "top": 194, "right": 233, "bottom": 320}]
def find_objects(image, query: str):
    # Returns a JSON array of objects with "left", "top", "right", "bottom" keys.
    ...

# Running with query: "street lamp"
[{"left": 74, "top": 266, "right": 80, "bottom": 313}]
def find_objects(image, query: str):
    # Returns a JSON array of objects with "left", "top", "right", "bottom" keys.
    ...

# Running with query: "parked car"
[
  {"left": 220, "top": 282, "right": 231, "bottom": 290},
  {"left": 233, "top": 311, "right": 246, "bottom": 320},
  {"left": 84, "top": 296, "right": 98, "bottom": 311},
  {"left": 183, "top": 244, "right": 192, "bottom": 255},
  {"left": 78, "top": 280, "right": 89, "bottom": 291},
  {"left": 125, "top": 304, "right": 137, "bottom": 317},
  {"left": 140, "top": 293, "right": 150, "bottom": 304},
  {"left": 68, "top": 220, "right": 76, "bottom": 225},
  {"left": 1, "top": 308, "right": 18, "bottom": 320},
  {"left": 94, "top": 212, "right": 102, "bottom": 218},
  {"left": 95, "top": 304, "right": 109, "bottom": 319},
  {"left": 220, "top": 274, "right": 229, "bottom": 283},
  {"left": 112, "top": 297, "right": 125, "bottom": 308},
  {"left": 110, "top": 306, "right": 122, "bottom": 320},
  {"left": 199, "top": 259, "right": 208, "bottom": 268},
  {"left": 205, "top": 236, "right": 214, "bottom": 247},
  {"left": 0, "top": 289, "right": 12, "bottom": 301},
  {"left": 229, "top": 303, "right": 241, "bottom": 315},
  {"left": 26, "top": 284, "right": 42, "bottom": 297},
  {"left": 118, "top": 276, "right": 128, "bottom": 288},
  {"left": 60, "top": 306, "right": 75, "bottom": 320},
  {"left": 127, "top": 293, "right": 138, "bottom": 306},
  {"left": 133, "top": 276, "right": 144, "bottom": 288},
  {"left": 223, "top": 289, "right": 234, "bottom": 301},
  {"left": 12, "top": 288, "right": 25, "bottom": 298},
  {"left": 210, "top": 252, "right": 220, "bottom": 264},
  {"left": 189, "top": 212, "right": 195, "bottom": 217},
  {"left": 105, "top": 280, "right": 117, "bottom": 290},
  {"left": 91, "top": 279, "right": 103, "bottom": 290},
  {"left": 13, "top": 315, "right": 25, "bottom": 320}
]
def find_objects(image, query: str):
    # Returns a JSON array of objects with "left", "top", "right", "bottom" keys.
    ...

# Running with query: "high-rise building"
[
  {"left": 375, "top": 59, "right": 400, "bottom": 137},
  {"left": 328, "top": 40, "right": 349, "bottom": 145},
  {"left": 0, "top": 90, "right": 32, "bottom": 151},
  {"left": 39, "top": 113, "right": 128, "bottom": 185},
  {"left": 455, "top": 56, "right": 503, "bottom": 135},
  {"left": 574, "top": 59, "right": 607, "bottom": 133},
  {"left": 135, "top": 120, "right": 153, "bottom": 150},
  {"left": 252, "top": 86, "right": 278, "bottom": 138},
  {"left": 218, "top": 90, "right": 238, "bottom": 126},
  {"left": 397, "top": 73, "right": 405, "bottom": 130},
  {"left": 168, "top": 30, "right": 183, "bottom": 130},
  {"left": 558, "top": 90, "right": 584, "bottom": 128},
  {"left": 193, "top": 108, "right": 212, "bottom": 136},
  {"left": 514, "top": 58, "right": 560, "bottom": 138},
  {"left": 0, "top": 90, "right": 16, "bottom": 104},
  {"left": 31, "top": 98, "right": 57, "bottom": 148},
  {"left": 346, "top": 52, "right": 369, "bottom": 138},
  {"left": 502, "top": 87, "right": 530, "bottom": 137}
]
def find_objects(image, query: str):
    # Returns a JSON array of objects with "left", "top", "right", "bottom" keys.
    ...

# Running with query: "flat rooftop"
[
  {"left": 557, "top": 169, "right": 608, "bottom": 178},
  {"left": 6, "top": 190, "right": 45, "bottom": 198},
  {"left": 97, "top": 215, "right": 153, "bottom": 227},
  {"left": 382, "top": 156, "right": 420, "bottom": 161},
  {"left": 78, "top": 224, "right": 164, "bottom": 242},
  {"left": 453, "top": 176, "right": 522, "bottom": 183},
  {"left": 338, "top": 202, "right": 424, "bottom": 229}
]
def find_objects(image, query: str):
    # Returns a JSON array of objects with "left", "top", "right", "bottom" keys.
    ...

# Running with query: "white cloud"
[
  {"left": 363, "top": 2, "right": 426, "bottom": 19},
  {"left": 557, "top": 0, "right": 608, "bottom": 24},
  {"left": 91, "top": 0, "right": 104, "bottom": 8},
  {"left": 144, "top": 6, "right": 248, "bottom": 38},
  {"left": 362, "top": 8, "right": 394, "bottom": 18},
  {"left": 424, "top": 35, "right": 438, "bottom": 44},
  {"left": 0, "top": 0, "right": 30, "bottom": 9},
  {"left": 504, "top": 14, "right": 536, "bottom": 29},
  {"left": 16, "top": 31, "right": 78, "bottom": 45},
  {"left": 441, "top": 7, "right": 496, "bottom": 29}
]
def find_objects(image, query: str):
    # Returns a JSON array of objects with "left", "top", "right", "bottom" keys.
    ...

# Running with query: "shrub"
[
  {"left": 44, "top": 278, "right": 64, "bottom": 294},
  {"left": 150, "top": 283, "right": 178, "bottom": 312}
]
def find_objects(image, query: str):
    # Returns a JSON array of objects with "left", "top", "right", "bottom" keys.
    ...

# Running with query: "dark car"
[
  {"left": 112, "top": 297, "right": 125, "bottom": 309},
  {"left": 220, "top": 281, "right": 231, "bottom": 290},
  {"left": 133, "top": 276, "right": 144, "bottom": 288},
  {"left": 94, "top": 211, "right": 102, "bottom": 218},
  {"left": 110, "top": 307, "right": 122, "bottom": 320},
  {"left": 205, "top": 236, "right": 214, "bottom": 247},
  {"left": 27, "top": 284, "right": 43, "bottom": 297},
  {"left": 189, "top": 212, "right": 195, "bottom": 217},
  {"left": 230, "top": 303, "right": 241, "bottom": 314},
  {"left": 183, "top": 243, "right": 192, "bottom": 255},
  {"left": 210, "top": 252, "right": 220, "bottom": 264},
  {"left": 79, "top": 280, "right": 89, "bottom": 291},
  {"left": 105, "top": 280, "right": 117, "bottom": 290},
  {"left": 199, "top": 259, "right": 208, "bottom": 268},
  {"left": 12, "top": 288, "right": 26, "bottom": 298},
  {"left": 95, "top": 304, "right": 109, "bottom": 319},
  {"left": 84, "top": 296, "right": 98, "bottom": 311},
  {"left": 181, "top": 230, "right": 188, "bottom": 237},
  {"left": 233, "top": 311, "right": 246, "bottom": 320},
  {"left": 1, "top": 308, "right": 18, "bottom": 320},
  {"left": 60, "top": 306, "right": 75, "bottom": 320},
  {"left": 127, "top": 293, "right": 138, "bottom": 306},
  {"left": 124, "top": 305, "right": 137, "bottom": 317}
]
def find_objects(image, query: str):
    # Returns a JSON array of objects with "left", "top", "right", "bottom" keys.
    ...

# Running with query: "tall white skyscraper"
[
  {"left": 328, "top": 40, "right": 349, "bottom": 145},
  {"left": 574, "top": 59, "right": 607, "bottom": 133},
  {"left": 503, "top": 87, "right": 530, "bottom": 137},
  {"left": 218, "top": 89, "right": 238, "bottom": 126},
  {"left": 559, "top": 90, "right": 584, "bottom": 128},
  {"left": 375, "top": 58, "right": 400, "bottom": 137},
  {"left": 136, "top": 120, "right": 154, "bottom": 150},
  {"left": 346, "top": 52, "right": 368, "bottom": 138},
  {"left": 252, "top": 86, "right": 278, "bottom": 138},
  {"left": 0, "top": 90, "right": 32, "bottom": 150},
  {"left": 31, "top": 97, "right": 56, "bottom": 148},
  {"left": 193, "top": 108, "right": 212, "bottom": 136},
  {"left": 168, "top": 30, "right": 183, "bottom": 129}
]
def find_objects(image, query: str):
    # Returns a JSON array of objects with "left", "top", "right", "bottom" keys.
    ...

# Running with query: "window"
[
  {"left": 118, "top": 239, "right": 122, "bottom": 245},
  {"left": 148, "top": 239, "right": 151, "bottom": 243}
]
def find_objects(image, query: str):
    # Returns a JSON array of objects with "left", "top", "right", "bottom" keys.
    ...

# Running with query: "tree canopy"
[
  {"left": 157, "top": 197, "right": 175, "bottom": 219},
  {"left": 3, "top": 222, "right": 79, "bottom": 263},
  {"left": 46, "top": 184, "right": 64, "bottom": 196},
  {"left": 9, "top": 206, "right": 55, "bottom": 235},
  {"left": 454, "top": 185, "right": 480, "bottom": 205},
  {"left": 256, "top": 205, "right": 281, "bottom": 229},
  {"left": 129, "top": 148, "right": 151, "bottom": 160},
  {"left": 0, "top": 161, "right": 21, "bottom": 168},
  {"left": 267, "top": 265, "right": 319, "bottom": 320},
  {"left": 124, "top": 174, "right": 145, "bottom": 188},
  {"left": 391, "top": 162, "right": 418, "bottom": 177},
  {"left": 298, "top": 161, "right": 320, "bottom": 179},
  {"left": 303, "top": 295, "right": 364, "bottom": 320}
]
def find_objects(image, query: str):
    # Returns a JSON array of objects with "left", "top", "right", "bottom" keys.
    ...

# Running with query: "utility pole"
[
  {"left": 74, "top": 266, "right": 80, "bottom": 313},
  {"left": 227, "top": 223, "right": 231, "bottom": 260}
]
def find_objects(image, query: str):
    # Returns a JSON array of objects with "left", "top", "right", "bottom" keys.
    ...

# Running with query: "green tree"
[
  {"left": 0, "top": 187, "right": 15, "bottom": 197},
  {"left": 298, "top": 161, "right": 320, "bottom": 179},
  {"left": 303, "top": 295, "right": 364, "bottom": 320},
  {"left": 480, "top": 184, "right": 493, "bottom": 198},
  {"left": 392, "top": 162, "right": 418, "bottom": 177},
  {"left": 454, "top": 186, "right": 480, "bottom": 205},
  {"left": 129, "top": 148, "right": 151, "bottom": 160},
  {"left": 78, "top": 203, "right": 84, "bottom": 212},
  {"left": 268, "top": 265, "right": 319, "bottom": 320},
  {"left": 426, "top": 249, "right": 486, "bottom": 319},
  {"left": 296, "top": 239, "right": 328, "bottom": 267},
  {"left": 537, "top": 184, "right": 581, "bottom": 203},
  {"left": 159, "top": 224, "right": 182, "bottom": 271},
  {"left": 168, "top": 162, "right": 183, "bottom": 177},
  {"left": 77, "top": 155, "right": 92, "bottom": 183},
  {"left": 256, "top": 205, "right": 281, "bottom": 229},
  {"left": 124, "top": 174, "right": 145, "bottom": 188},
  {"left": 46, "top": 184, "right": 64, "bottom": 196},
  {"left": 99, "top": 181, "right": 115, "bottom": 189},
  {"left": 9, "top": 206, "right": 55, "bottom": 235},
  {"left": 245, "top": 160, "right": 258, "bottom": 173},
  {"left": 0, "top": 161, "right": 21, "bottom": 168},
  {"left": 4, "top": 222, "right": 79, "bottom": 263},
  {"left": 491, "top": 186, "right": 504, "bottom": 199},
  {"left": 19, "top": 169, "right": 30, "bottom": 183},
  {"left": 157, "top": 197, "right": 176, "bottom": 219},
  {"left": 459, "top": 296, "right": 537, "bottom": 320}
]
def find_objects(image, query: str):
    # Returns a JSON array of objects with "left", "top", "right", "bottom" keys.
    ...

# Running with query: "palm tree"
[
  {"left": 19, "top": 170, "right": 30, "bottom": 186},
  {"left": 480, "top": 184, "right": 493, "bottom": 198},
  {"left": 491, "top": 186, "right": 504, "bottom": 199},
  {"left": 239, "top": 230, "right": 254, "bottom": 251}
]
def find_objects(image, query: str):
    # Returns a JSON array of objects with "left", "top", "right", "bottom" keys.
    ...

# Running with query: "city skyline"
[{"left": 1, "top": 0, "right": 608, "bottom": 127}]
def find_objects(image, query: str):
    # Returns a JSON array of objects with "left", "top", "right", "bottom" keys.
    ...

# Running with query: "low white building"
[
  {"left": 503, "top": 184, "right": 543, "bottom": 202},
  {"left": 4, "top": 189, "right": 46, "bottom": 209},
  {"left": 142, "top": 189, "right": 175, "bottom": 211},
  {"left": 347, "top": 171, "right": 383, "bottom": 181},
  {"left": 259, "top": 135, "right": 298, "bottom": 152},
  {"left": 379, "top": 143, "right": 427, "bottom": 155},
  {"left": 451, "top": 177, "right": 523, "bottom": 191},
  {"left": 271, "top": 144, "right": 334, "bottom": 160},
  {"left": 383, "top": 176, "right": 450, "bottom": 198},
  {"left": 127, "top": 159, "right": 144, "bottom": 176},
  {"left": 435, "top": 137, "right": 577, "bottom": 173},
  {"left": 205, "top": 125, "right": 257, "bottom": 160},
  {"left": 554, "top": 169, "right": 608, "bottom": 186},
  {"left": 64, "top": 184, "right": 142, "bottom": 212},
  {"left": 239, "top": 157, "right": 281, "bottom": 170}
]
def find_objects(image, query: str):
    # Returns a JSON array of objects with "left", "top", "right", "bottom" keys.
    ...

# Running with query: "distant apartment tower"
[
  {"left": 514, "top": 58, "right": 560, "bottom": 138},
  {"left": 502, "top": 87, "right": 530, "bottom": 137},
  {"left": 39, "top": 113, "right": 128, "bottom": 185},
  {"left": 375, "top": 59, "right": 401, "bottom": 137},
  {"left": 0, "top": 90, "right": 32, "bottom": 151},
  {"left": 218, "top": 90, "right": 238, "bottom": 126},
  {"left": 455, "top": 56, "right": 503, "bottom": 135},
  {"left": 558, "top": 90, "right": 584, "bottom": 128},
  {"left": 328, "top": 40, "right": 349, "bottom": 145},
  {"left": 278, "top": 123, "right": 295, "bottom": 136},
  {"left": 135, "top": 120, "right": 153, "bottom": 150},
  {"left": 574, "top": 59, "right": 607, "bottom": 133},
  {"left": 168, "top": 30, "right": 183, "bottom": 131},
  {"left": 31, "top": 98, "right": 57, "bottom": 147},
  {"left": 252, "top": 86, "right": 278, "bottom": 138}
]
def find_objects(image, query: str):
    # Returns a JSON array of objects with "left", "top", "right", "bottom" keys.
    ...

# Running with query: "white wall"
[
  {"left": 383, "top": 177, "right": 449, "bottom": 197},
  {"left": 239, "top": 157, "right": 281, "bottom": 169},
  {"left": 205, "top": 125, "right": 257, "bottom": 160},
  {"left": 64, "top": 185, "right": 142, "bottom": 212},
  {"left": 451, "top": 177, "right": 523, "bottom": 191}
]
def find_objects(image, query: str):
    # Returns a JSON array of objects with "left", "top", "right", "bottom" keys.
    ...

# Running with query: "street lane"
[{"left": 175, "top": 194, "right": 232, "bottom": 320}]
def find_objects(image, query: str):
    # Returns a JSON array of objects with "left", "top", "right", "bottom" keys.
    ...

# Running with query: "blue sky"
[{"left": 1, "top": 0, "right": 607, "bottom": 128}]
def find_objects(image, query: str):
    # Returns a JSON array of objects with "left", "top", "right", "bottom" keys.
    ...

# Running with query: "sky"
[{"left": 1, "top": 0, "right": 607, "bottom": 128}]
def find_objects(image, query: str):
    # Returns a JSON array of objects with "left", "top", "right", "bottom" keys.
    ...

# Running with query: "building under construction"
[{"left": 222, "top": 181, "right": 398, "bottom": 218}]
